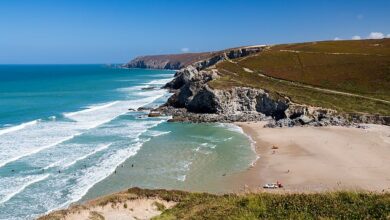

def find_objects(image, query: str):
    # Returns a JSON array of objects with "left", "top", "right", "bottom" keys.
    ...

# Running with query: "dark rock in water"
[
  {"left": 137, "top": 106, "right": 153, "bottom": 111},
  {"left": 137, "top": 115, "right": 148, "bottom": 119},
  {"left": 141, "top": 86, "right": 156, "bottom": 91},
  {"left": 128, "top": 108, "right": 136, "bottom": 111}
]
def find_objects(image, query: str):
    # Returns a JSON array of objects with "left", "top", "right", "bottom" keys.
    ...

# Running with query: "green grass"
[
  {"left": 272, "top": 38, "right": 390, "bottom": 56},
  {"left": 239, "top": 50, "right": 390, "bottom": 100},
  {"left": 210, "top": 61, "right": 390, "bottom": 115},
  {"left": 121, "top": 188, "right": 390, "bottom": 220},
  {"left": 40, "top": 188, "right": 390, "bottom": 219},
  {"left": 209, "top": 39, "right": 390, "bottom": 115},
  {"left": 153, "top": 201, "right": 166, "bottom": 211}
]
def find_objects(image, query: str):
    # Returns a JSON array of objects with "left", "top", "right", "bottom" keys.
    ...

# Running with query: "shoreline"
[
  {"left": 39, "top": 122, "right": 390, "bottom": 218},
  {"left": 231, "top": 122, "right": 390, "bottom": 193}
]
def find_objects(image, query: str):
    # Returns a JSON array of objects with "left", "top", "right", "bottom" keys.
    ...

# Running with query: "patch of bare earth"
[{"left": 38, "top": 192, "right": 176, "bottom": 220}]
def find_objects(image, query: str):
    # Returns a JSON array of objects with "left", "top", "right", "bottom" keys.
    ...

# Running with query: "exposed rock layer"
[
  {"left": 123, "top": 53, "right": 212, "bottom": 70},
  {"left": 123, "top": 46, "right": 264, "bottom": 70},
  {"left": 130, "top": 45, "right": 390, "bottom": 126}
]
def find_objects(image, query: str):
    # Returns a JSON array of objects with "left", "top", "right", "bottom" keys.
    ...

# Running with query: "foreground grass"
[
  {"left": 40, "top": 188, "right": 390, "bottom": 219},
  {"left": 210, "top": 39, "right": 390, "bottom": 115},
  {"left": 123, "top": 188, "right": 390, "bottom": 220}
]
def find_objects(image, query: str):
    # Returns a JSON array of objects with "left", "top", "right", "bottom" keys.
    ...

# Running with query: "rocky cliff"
[
  {"left": 154, "top": 45, "right": 390, "bottom": 126},
  {"left": 123, "top": 45, "right": 265, "bottom": 70},
  {"left": 123, "top": 53, "right": 212, "bottom": 70},
  {"left": 159, "top": 68, "right": 347, "bottom": 126}
]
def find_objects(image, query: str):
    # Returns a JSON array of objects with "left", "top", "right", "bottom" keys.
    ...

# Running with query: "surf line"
[
  {"left": 0, "top": 174, "right": 50, "bottom": 205},
  {"left": 0, "top": 134, "right": 80, "bottom": 169},
  {"left": 0, "top": 120, "right": 39, "bottom": 136}
]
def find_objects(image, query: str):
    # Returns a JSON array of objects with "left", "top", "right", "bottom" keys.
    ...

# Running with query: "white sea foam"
[
  {"left": 150, "top": 74, "right": 174, "bottom": 78},
  {"left": 215, "top": 123, "right": 245, "bottom": 134},
  {"left": 0, "top": 129, "right": 80, "bottom": 168},
  {"left": 192, "top": 146, "right": 211, "bottom": 155},
  {"left": 63, "top": 101, "right": 120, "bottom": 118},
  {"left": 147, "top": 130, "right": 171, "bottom": 137},
  {"left": 116, "top": 85, "right": 145, "bottom": 92},
  {"left": 0, "top": 89, "right": 167, "bottom": 169},
  {"left": 200, "top": 142, "right": 217, "bottom": 149},
  {"left": 62, "top": 142, "right": 144, "bottom": 209},
  {"left": 144, "top": 78, "right": 172, "bottom": 85},
  {"left": 177, "top": 175, "right": 186, "bottom": 182},
  {"left": 217, "top": 124, "right": 259, "bottom": 166},
  {"left": 61, "top": 143, "right": 113, "bottom": 169},
  {"left": 0, "top": 74, "right": 174, "bottom": 219},
  {"left": 250, "top": 155, "right": 260, "bottom": 167},
  {"left": 224, "top": 137, "right": 233, "bottom": 141},
  {"left": 0, "top": 174, "right": 50, "bottom": 205},
  {"left": 0, "top": 120, "right": 39, "bottom": 136},
  {"left": 136, "top": 89, "right": 167, "bottom": 97},
  {"left": 37, "top": 119, "right": 166, "bottom": 215},
  {"left": 65, "top": 94, "right": 166, "bottom": 127},
  {"left": 182, "top": 161, "right": 192, "bottom": 170},
  {"left": 43, "top": 160, "right": 64, "bottom": 170}
]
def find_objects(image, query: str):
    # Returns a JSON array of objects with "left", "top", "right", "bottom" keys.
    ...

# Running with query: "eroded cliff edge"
[
  {"left": 127, "top": 42, "right": 390, "bottom": 127},
  {"left": 158, "top": 46, "right": 389, "bottom": 126}
]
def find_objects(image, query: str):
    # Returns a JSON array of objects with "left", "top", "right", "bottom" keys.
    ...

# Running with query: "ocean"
[{"left": 0, "top": 65, "right": 255, "bottom": 219}]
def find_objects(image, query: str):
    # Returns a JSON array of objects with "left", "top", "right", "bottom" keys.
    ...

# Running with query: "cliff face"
[
  {"left": 123, "top": 46, "right": 264, "bottom": 70},
  {"left": 162, "top": 67, "right": 345, "bottom": 126},
  {"left": 157, "top": 45, "right": 390, "bottom": 126},
  {"left": 123, "top": 53, "right": 212, "bottom": 70}
]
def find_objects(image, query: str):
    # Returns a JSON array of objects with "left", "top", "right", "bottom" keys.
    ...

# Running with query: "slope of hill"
[
  {"left": 158, "top": 39, "right": 390, "bottom": 125},
  {"left": 225, "top": 39, "right": 390, "bottom": 100},
  {"left": 39, "top": 188, "right": 390, "bottom": 220},
  {"left": 210, "top": 39, "right": 390, "bottom": 116}
]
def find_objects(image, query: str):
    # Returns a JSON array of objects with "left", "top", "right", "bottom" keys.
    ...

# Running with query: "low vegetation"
[
  {"left": 39, "top": 188, "right": 390, "bottom": 219},
  {"left": 210, "top": 39, "right": 390, "bottom": 115},
  {"left": 141, "top": 188, "right": 390, "bottom": 219},
  {"left": 153, "top": 201, "right": 166, "bottom": 211},
  {"left": 155, "top": 192, "right": 389, "bottom": 219}
]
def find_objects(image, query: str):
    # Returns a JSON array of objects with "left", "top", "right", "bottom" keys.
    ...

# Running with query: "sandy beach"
[{"left": 231, "top": 122, "right": 390, "bottom": 192}]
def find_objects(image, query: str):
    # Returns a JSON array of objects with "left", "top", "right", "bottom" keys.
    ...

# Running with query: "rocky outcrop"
[
  {"left": 123, "top": 46, "right": 265, "bottom": 70},
  {"left": 123, "top": 53, "right": 212, "bottom": 70},
  {"left": 160, "top": 82, "right": 348, "bottom": 126},
  {"left": 139, "top": 46, "right": 389, "bottom": 127}
]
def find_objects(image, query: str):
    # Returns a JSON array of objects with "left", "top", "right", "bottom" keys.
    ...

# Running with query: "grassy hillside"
[
  {"left": 42, "top": 188, "right": 390, "bottom": 219},
  {"left": 210, "top": 39, "right": 390, "bottom": 115},
  {"left": 151, "top": 190, "right": 390, "bottom": 220}
]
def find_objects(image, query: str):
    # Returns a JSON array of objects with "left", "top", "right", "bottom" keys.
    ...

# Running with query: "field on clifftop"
[{"left": 210, "top": 39, "right": 390, "bottom": 115}]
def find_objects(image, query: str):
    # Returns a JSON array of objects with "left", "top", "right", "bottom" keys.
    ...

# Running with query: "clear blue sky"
[{"left": 1, "top": 0, "right": 389, "bottom": 64}]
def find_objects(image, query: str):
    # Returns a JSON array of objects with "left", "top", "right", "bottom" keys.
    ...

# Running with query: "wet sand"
[{"left": 231, "top": 122, "right": 390, "bottom": 193}]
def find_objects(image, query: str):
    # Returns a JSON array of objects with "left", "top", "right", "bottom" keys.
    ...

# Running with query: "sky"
[{"left": 0, "top": 0, "right": 390, "bottom": 64}]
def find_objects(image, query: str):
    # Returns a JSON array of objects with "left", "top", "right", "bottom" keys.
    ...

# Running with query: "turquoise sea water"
[{"left": 0, "top": 65, "right": 255, "bottom": 219}]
